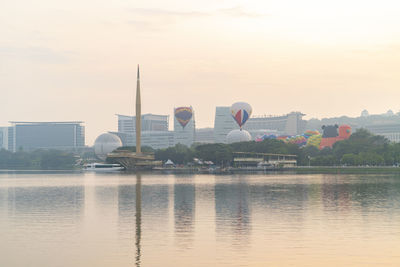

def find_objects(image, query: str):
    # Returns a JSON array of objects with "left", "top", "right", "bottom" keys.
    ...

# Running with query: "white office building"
[
  {"left": 213, "top": 106, "right": 237, "bottom": 143},
  {"left": 195, "top": 128, "right": 214, "bottom": 144},
  {"left": 117, "top": 114, "right": 169, "bottom": 133},
  {"left": 114, "top": 113, "right": 174, "bottom": 149}
]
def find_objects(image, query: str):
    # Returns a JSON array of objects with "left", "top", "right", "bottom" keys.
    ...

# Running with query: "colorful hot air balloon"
[
  {"left": 174, "top": 107, "right": 193, "bottom": 129},
  {"left": 255, "top": 134, "right": 277, "bottom": 142},
  {"left": 287, "top": 135, "right": 307, "bottom": 146},
  {"left": 304, "top": 130, "right": 320, "bottom": 138},
  {"left": 307, "top": 134, "right": 322, "bottom": 148},
  {"left": 230, "top": 102, "right": 252, "bottom": 128}
]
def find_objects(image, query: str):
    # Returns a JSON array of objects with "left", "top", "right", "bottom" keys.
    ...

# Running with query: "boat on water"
[{"left": 83, "top": 163, "right": 125, "bottom": 172}]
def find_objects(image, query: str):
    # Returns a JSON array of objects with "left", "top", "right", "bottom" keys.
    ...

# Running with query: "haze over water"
[{"left": 1, "top": 172, "right": 400, "bottom": 266}]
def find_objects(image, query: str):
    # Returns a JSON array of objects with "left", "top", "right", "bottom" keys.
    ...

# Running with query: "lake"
[{"left": 1, "top": 172, "right": 400, "bottom": 266}]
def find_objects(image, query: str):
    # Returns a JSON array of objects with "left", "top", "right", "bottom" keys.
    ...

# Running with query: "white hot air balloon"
[{"left": 230, "top": 102, "right": 252, "bottom": 129}]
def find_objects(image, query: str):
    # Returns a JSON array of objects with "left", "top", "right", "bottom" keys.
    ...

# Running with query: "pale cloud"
[
  {"left": 126, "top": 6, "right": 266, "bottom": 30},
  {"left": 218, "top": 6, "right": 268, "bottom": 18},
  {"left": 0, "top": 46, "right": 75, "bottom": 64},
  {"left": 128, "top": 8, "right": 208, "bottom": 17}
]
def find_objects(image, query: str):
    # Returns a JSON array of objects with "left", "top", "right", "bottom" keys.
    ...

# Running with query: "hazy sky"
[{"left": 2, "top": 0, "right": 400, "bottom": 144}]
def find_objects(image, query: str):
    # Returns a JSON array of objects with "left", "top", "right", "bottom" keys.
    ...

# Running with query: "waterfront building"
[
  {"left": 232, "top": 152, "right": 297, "bottom": 168},
  {"left": 174, "top": 108, "right": 195, "bottom": 147},
  {"left": 7, "top": 121, "right": 85, "bottom": 152}
]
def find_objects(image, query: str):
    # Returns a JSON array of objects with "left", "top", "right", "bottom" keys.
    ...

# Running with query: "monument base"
[{"left": 107, "top": 150, "right": 162, "bottom": 170}]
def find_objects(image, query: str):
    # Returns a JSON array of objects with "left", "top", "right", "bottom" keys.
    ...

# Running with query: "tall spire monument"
[
  {"left": 136, "top": 65, "right": 141, "bottom": 155},
  {"left": 107, "top": 65, "right": 162, "bottom": 170}
]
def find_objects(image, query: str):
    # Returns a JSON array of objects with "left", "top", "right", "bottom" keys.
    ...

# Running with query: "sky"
[{"left": 2, "top": 0, "right": 400, "bottom": 145}]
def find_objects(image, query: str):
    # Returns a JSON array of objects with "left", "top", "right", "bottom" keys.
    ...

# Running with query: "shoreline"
[{"left": 2, "top": 166, "right": 400, "bottom": 175}]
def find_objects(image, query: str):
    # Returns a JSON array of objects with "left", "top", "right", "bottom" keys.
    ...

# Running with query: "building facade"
[
  {"left": 117, "top": 114, "right": 169, "bottom": 133},
  {"left": 114, "top": 113, "right": 173, "bottom": 149},
  {"left": 195, "top": 128, "right": 214, "bottom": 144},
  {"left": 8, "top": 122, "right": 85, "bottom": 152},
  {"left": 0, "top": 127, "right": 8, "bottom": 150},
  {"left": 213, "top": 106, "right": 237, "bottom": 143},
  {"left": 365, "top": 124, "right": 400, "bottom": 143},
  {"left": 306, "top": 112, "right": 400, "bottom": 143},
  {"left": 111, "top": 131, "right": 174, "bottom": 150},
  {"left": 213, "top": 107, "right": 307, "bottom": 143},
  {"left": 245, "top": 112, "right": 306, "bottom": 136}
]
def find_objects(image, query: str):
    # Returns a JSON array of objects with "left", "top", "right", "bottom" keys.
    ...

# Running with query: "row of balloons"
[
  {"left": 174, "top": 102, "right": 253, "bottom": 129},
  {"left": 256, "top": 130, "right": 323, "bottom": 148}
]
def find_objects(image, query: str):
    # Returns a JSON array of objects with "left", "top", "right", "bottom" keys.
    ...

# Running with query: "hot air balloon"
[
  {"left": 287, "top": 135, "right": 307, "bottom": 146},
  {"left": 306, "top": 134, "right": 322, "bottom": 148},
  {"left": 304, "top": 130, "right": 320, "bottom": 138},
  {"left": 230, "top": 102, "right": 252, "bottom": 129},
  {"left": 174, "top": 107, "right": 193, "bottom": 129}
]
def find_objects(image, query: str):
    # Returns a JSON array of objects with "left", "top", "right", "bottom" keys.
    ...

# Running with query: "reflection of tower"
[
  {"left": 135, "top": 173, "right": 142, "bottom": 267},
  {"left": 136, "top": 65, "right": 141, "bottom": 154}
]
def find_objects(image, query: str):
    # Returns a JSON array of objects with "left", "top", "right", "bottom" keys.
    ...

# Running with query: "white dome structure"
[
  {"left": 226, "top": 129, "right": 252, "bottom": 144},
  {"left": 94, "top": 133, "right": 122, "bottom": 160}
]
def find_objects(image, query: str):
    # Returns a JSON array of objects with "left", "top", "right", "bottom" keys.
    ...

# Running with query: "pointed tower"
[
  {"left": 136, "top": 65, "right": 141, "bottom": 154},
  {"left": 107, "top": 66, "right": 162, "bottom": 170}
]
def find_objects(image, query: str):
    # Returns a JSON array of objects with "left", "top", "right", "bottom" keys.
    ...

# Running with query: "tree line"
[
  {"left": 0, "top": 149, "right": 77, "bottom": 170},
  {"left": 2, "top": 128, "right": 400, "bottom": 170},
  {"left": 120, "top": 129, "right": 400, "bottom": 167}
]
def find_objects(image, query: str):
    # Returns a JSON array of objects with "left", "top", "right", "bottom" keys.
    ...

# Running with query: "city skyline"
[{"left": 2, "top": 0, "right": 400, "bottom": 144}]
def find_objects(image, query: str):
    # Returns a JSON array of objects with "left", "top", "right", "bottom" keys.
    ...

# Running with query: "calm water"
[{"left": 1, "top": 172, "right": 400, "bottom": 266}]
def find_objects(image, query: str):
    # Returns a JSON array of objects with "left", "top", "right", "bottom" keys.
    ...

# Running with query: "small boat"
[{"left": 83, "top": 163, "right": 124, "bottom": 172}]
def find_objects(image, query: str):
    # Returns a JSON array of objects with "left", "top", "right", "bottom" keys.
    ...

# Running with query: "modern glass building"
[
  {"left": 114, "top": 113, "right": 173, "bottom": 149},
  {"left": 0, "top": 127, "right": 8, "bottom": 150},
  {"left": 213, "top": 106, "right": 237, "bottom": 144},
  {"left": 117, "top": 114, "right": 169, "bottom": 133},
  {"left": 8, "top": 122, "right": 85, "bottom": 152}
]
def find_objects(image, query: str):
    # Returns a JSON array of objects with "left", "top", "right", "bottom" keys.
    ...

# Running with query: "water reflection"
[
  {"left": 135, "top": 174, "right": 142, "bottom": 267},
  {"left": 174, "top": 178, "right": 196, "bottom": 248},
  {"left": 7, "top": 186, "right": 84, "bottom": 223},
  {"left": 215, "top": 177, "right": 250, "bottom": 247},
  {"left": 1, "top": 173, "right": 400, "bottom": 266}
]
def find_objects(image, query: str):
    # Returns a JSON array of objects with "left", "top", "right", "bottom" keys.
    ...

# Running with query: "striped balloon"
[{"left": 230, "top": 102, "right": 252, "bottom": 128}]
